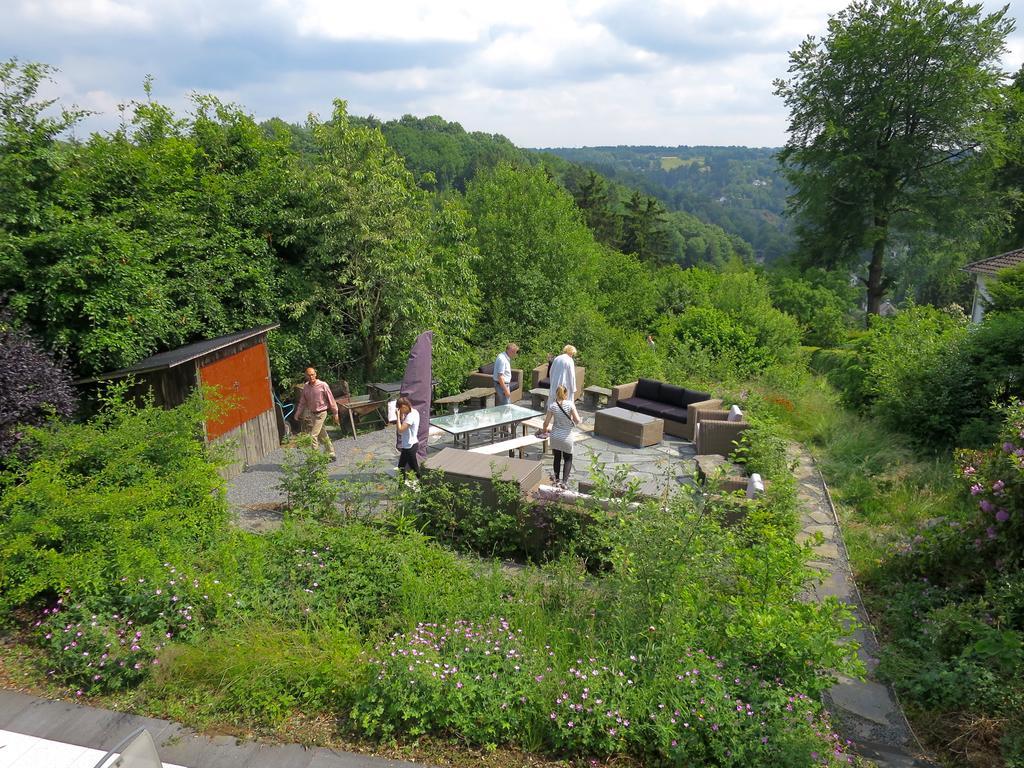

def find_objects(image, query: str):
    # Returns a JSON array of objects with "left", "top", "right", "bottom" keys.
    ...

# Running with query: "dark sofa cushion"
[
  {"left": 660, "top": 382, "right": 687, "bottom": 408},
  {"left": 479, "top": 362, "right": 495, "bottom": 375},
  {"left": 682, "top": 388, "right": 712, "bottom": 406},
  {"left": 635, "top": 378, "right": 662, "bottom": 401},
  {"left": 538, "top": 378, "right": 551, "bottom": 388},
  {"left": 619, "top": 398, "right": 687, "bottom": 423}
]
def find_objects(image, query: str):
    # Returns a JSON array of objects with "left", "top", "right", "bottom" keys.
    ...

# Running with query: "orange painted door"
[{"left": 200, "top": 342, "right": 272, "bottom": 440}]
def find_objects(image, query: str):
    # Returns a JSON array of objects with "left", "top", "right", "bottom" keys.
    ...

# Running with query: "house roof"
[
  {"left": 78, "top": 324, "right": 280, "bottom": 383},
  {"left": 962, "top": 248, "right": 1024, "bottom": 276}
]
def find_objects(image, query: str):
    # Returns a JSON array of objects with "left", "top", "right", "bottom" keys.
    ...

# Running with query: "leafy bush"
[
  {"left": 0, "top": 309, "right": 76, "bottom": 457},
  {"left": 277, "top": 436, "right": 338, "bottom": 519},
  {"left": 410, "top": 468, "right": 611, "bottom": 566},
  {"left": 957, "top": 400, "right": 1024, "bottom": 563},
  {"left": 984, "top": 263, "right": 1024, "bottom": 315},
  {"left": 768, "top": 274, "right": 851, "bottom": 348},
  {"left": 0, "top": 388, "right": 229, "bottom": 615}
]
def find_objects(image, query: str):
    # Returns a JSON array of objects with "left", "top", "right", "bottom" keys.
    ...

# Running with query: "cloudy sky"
[{"left": 4, "top": 0, "right": 1024, "bottom": 148}]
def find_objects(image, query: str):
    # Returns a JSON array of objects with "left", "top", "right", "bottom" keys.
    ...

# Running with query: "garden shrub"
[
  {"left": 410, "top": 468, "right": 612, "bottom": 566},
  {"left": 0, "top": 388, "right": 229, "bottom": 615},
  {"left": 0, "top": 308, "right": 76, "bottom": 458},
  {"left": 864, "top": 402, "right": 1024, "bottom": 765},
  {"left": 278, "top": 435, "right": 338, "bottom": 519}
]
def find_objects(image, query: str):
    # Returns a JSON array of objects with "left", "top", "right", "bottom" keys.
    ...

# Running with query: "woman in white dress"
[{"left": 541, "top": 384, "right": 582, "bottom": 488}]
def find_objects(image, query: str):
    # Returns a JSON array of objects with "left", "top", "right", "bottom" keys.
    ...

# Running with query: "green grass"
[{"left": 658, "top": 156, "right": 703, "bottom": 171}]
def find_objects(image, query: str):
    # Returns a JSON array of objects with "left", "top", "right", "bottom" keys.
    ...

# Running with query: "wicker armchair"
[
  {"left": 694, "top": 408, "right": 749, "bottom": 458},
  {"left": 465, "top": 366, "right": 524, "bottom": 403},
  {"left": 531, "top": 361, "right": 586, "bottom": 401}
]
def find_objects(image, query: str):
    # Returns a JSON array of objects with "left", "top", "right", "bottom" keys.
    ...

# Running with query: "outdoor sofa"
[
  {"left": 609, "top": 378, "right": 721, "bottom": 440},
  {"left": 466, "top": 362, "right": 524, "bottom": 403},
  {"left": 531, "top": 360, "right": 586, "bottom": 401}
]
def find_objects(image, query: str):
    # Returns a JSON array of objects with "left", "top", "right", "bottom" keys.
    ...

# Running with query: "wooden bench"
[{"left": 583, "top": 385, "right": 612, "bottom": 410}]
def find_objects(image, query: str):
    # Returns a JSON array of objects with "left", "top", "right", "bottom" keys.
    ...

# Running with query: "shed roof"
[
  {"left": 962, "top": 248, "right": 1024, "bottom": 276},
  {"left": 79, "top": 324, "right": 279, "bottom": 383}
]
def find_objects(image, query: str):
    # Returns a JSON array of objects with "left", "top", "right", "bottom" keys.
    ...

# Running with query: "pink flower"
[{"left": 970, "top": 483, "right": 984, "bottom": 495}]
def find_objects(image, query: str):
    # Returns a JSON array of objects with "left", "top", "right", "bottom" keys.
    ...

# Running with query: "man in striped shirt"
[{"left": 295, "top": 367, "right": 339, "bottom": 460}]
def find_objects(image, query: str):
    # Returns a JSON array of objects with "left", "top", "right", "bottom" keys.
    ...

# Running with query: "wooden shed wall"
[
  {"left": 196, "top": 336, "right": 280, "bottom": 478},
  {"left": 210, "top": 406, "right": 280, "bottom": 479}
]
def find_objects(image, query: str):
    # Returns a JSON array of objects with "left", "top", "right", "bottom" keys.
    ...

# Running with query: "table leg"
[{"left": 348, "top": 409, "right": 358, "bottom": 439}]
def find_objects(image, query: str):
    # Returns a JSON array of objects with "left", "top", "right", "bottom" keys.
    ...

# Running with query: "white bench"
[{"left": 469, "top": 434, "right": 543, "bottom": 457}]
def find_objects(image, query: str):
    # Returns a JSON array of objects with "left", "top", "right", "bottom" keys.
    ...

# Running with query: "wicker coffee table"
[{"left": 594, "top": 406, "right": 664, "bottom": 447}]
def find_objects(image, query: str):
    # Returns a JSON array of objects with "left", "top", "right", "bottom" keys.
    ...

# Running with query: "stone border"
[{"left": 791, "top": 444, "right": 935, "bottom": 768}]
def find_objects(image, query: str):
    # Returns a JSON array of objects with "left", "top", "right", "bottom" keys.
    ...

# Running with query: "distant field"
[{"left": 659, "top": 155, "right": 703, "bottom": 171}]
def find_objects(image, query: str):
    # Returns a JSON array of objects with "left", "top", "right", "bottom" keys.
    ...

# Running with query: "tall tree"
[
  {"left": 621, "top": 191, "right": 671, "bottom": 262},
  {"left": 574, "top": 170, "right": 619, "bottom": 245},
  {"left": 774, "top": 0, "right": 1013, "bottom": 316}
]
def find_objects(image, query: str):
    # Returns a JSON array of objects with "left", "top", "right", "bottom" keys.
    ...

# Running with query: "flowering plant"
[
  {"left": 957, "top": 400, "right": 1024, "bottom": 563},
  {"left": 353, "top": 619, "right": 853, "bottom": 766},
  {"left": 35, "top": 563, "right": 220, "bottom": 694}
]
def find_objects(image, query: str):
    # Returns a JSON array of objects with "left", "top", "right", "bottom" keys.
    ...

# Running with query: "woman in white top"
[
  {"left": 395, "top": 396, "right": 421, "bottom": 478},
  {"left": 541, "top": 384, "right": 582, "bottom": 488}
]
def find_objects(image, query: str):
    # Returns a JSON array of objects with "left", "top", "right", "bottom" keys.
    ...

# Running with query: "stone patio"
[{"left": 227, "top": 401, "right": 697, "bottom": 528}]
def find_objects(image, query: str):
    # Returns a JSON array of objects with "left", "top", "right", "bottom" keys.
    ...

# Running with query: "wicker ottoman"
[{"left": 594, "top": 407, "right": 664, "bottom": 447}]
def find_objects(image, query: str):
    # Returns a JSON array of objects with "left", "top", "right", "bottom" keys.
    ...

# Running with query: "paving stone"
[
  {"left": 809, "top": 509, "right": 833, "bottom": 525},
  {"left": 828, "top": 678, "right": 898, "bottom": 727},
  {"left": 814, "top": 570, "right": 854, "bottom": 601},
  {"left": 803, "top": 523, "right": 837, "bottom": 541},
  {"left": 812, "top": 541, "right": 841, "bottom": 560}
]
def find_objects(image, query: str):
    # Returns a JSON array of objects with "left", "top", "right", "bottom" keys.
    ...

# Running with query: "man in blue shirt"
[{"left": 493, "top": 342, "right": 518, "bottom": 405}]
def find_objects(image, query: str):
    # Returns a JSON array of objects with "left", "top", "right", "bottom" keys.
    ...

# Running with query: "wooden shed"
[{"left": 82, "top": 324, "right": 281, "bottom": 478}]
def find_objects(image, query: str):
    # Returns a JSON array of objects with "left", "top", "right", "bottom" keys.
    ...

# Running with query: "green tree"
[
  {"left": 620, "top": 191, "right": 671, "bottom": 262},
  {"left": 774, "top": 0, "right": 1014, "bottom": 318},
  {"left": 464, "top": 163, "right": 599, "bottom": 344},
  {"left": 291, "top": 101, "right": 434, "bottom": 381},
  {"left": 573, "top": 170, "right": 619, "bottom": 245},
  {"left": 985, "top": 262, "right": 1024, "bottom": 314}
]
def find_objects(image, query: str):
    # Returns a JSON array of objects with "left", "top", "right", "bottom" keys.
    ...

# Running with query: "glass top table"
[{"left": 430, "top": 404, "right": 543, "bottom": 449}]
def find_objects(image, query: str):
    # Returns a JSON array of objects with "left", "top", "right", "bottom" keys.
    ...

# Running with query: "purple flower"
[
  {"left": 992, "top": 480, "right": 1005, "bottom": 494},
  {"left": 970, "top": 483, "right": 984, "bottom": 495},
  {"left": 979, "top": 500, "right": 994, "bottom": 514},
  {"left": 996, "top": 509, "right": 1010, "bottom": 523},
  {"left": 1003, "top": 442, "right": 1015, "bottom": 453}
]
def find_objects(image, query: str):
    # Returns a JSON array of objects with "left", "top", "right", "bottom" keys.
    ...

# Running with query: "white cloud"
[{"left": 4, "top": 0, "right": 1023, "bottom": 147}]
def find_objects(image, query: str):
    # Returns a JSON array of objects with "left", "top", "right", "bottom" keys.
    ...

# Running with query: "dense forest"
[{"left": 541, "top": 145, "right": 795, "bottom": 262}]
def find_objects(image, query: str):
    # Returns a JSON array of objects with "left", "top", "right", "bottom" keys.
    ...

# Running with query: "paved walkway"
[
  {"left": 0, "top": 690, "right": 416, "bottom": 768},
  {"left": 791, "top": 445, "right": 935, "bottom": 768},
  {"left": 227, "top": 402, "right": 697, "bottom": 528}
]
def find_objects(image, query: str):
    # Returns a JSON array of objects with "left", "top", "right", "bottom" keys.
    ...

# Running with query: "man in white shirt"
[
  {"left": 493, "top": 343, "right": 518, "bottom": 405},
  {"left": 546, "top": 345, "right": 578, "bottom": 410}
]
